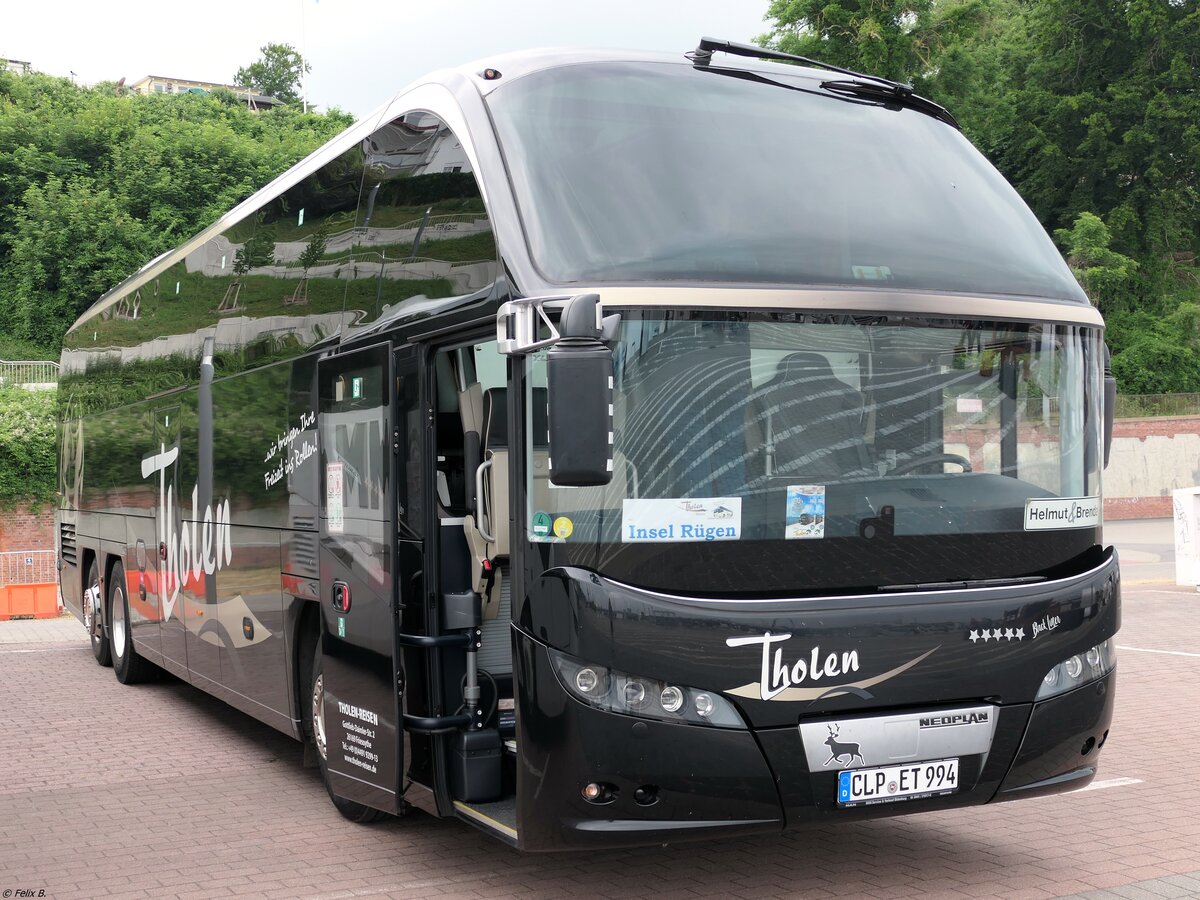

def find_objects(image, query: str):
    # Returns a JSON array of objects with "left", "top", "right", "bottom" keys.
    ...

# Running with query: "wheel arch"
[
  {"left": 80, "top": 548, "right": 98, "bottom": 596},
  {"left": 102, "top": 552, "right": 124, "bottom": 599},
  {"left": 294, "top": 598, "right": 321, "bottom": 740}
]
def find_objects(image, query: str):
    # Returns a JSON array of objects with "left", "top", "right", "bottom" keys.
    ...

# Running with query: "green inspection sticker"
[
  {"left": 337, "top": 617, "right": 346, "bottom": 638},
  {"left": 532, "top": 511, "right": 552, "bottom": 537}
]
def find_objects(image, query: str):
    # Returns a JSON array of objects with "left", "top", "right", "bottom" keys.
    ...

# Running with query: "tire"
[
  {"left": 309, "top": 639, "right": 387, "bottom": 823},
  {"left": 84, "top": 560, "right": 111, "bottom": 667},
  {"left": 109, "top": 562, "right": 155, "bottom": 685}
]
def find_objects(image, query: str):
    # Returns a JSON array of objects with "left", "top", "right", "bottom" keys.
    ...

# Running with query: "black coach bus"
[{"left": 57, "top": 40, "right": 1120, "bottom": 850}]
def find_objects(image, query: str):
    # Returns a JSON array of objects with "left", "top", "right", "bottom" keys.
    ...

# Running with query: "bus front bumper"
[{"left": 513, "top": 635, "right": 1116, "bottom": 851}]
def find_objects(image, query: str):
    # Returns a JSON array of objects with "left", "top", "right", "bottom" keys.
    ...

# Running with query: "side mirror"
[{"left": 546, "top": 294, "right": 613, "bottom": 486}]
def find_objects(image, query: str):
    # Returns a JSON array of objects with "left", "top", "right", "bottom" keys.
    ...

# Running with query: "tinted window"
[
  {"left": 347, "top": 111, "right": 498, "bottom": 335},
  {"left": 214, "top": 145, "right": 363, "bottom": 370},
  {"left": 487, "top": 62, "right": 1085, "bottom": 302},
  {"left": 59, "top": 144, "right": 364, "bottom": 415}
]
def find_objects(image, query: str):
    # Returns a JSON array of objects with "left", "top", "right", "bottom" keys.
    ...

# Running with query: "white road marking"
[
  {"left": 1117, "top": 644, "right": 1200, "bottom": 658},
  {"left": 1072, "top": 776, "right": 1143, "bottom": 793}
]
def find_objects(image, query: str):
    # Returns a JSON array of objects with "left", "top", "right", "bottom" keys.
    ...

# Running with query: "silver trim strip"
[
  {"left": 599, "top": 549, "right": 1116, "bottom": 608},
  {"left": 586, "top": 286, "right": 1103, "bottom": 327}
]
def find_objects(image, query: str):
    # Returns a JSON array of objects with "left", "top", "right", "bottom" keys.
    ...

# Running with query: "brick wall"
[
  {"left": 0, "top": 504, "right": 55, "bottom": 553},
  {"left": 1105, "top": 415, "right": 1200, "bottom": 519}
]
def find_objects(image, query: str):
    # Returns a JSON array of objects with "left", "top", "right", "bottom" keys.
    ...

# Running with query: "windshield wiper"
[
  {"left": 686, "top": 36, "right": 960, "bottom": 130},
  {"left": 819, "top": 78, "right": 959, "bottom": 129}
]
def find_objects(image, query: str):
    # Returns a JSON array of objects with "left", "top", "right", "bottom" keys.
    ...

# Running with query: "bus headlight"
[
  {"left": 548, "top": 648, "right": 745, "bottom": 728},
  {"left": 1035, "top": 639, "right": 1116, "bottom": 700}
]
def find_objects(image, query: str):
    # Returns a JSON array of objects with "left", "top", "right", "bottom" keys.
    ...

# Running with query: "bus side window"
[{"left": 354, "top": 111, "right": 499, "bottom": 331}]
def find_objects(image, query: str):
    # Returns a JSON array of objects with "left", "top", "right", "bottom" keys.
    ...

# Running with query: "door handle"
[{"left": 332, "top": 581, "right": 351, "bottom": 613}]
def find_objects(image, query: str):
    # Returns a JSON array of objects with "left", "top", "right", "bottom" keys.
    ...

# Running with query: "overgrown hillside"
[{"left": 0, "top": 71, "right": 353, "bottom": 357}]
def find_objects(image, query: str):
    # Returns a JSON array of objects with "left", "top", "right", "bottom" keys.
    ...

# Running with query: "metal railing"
[
  {"left": 953, "top": 393, "right": 1200, "bottom": 423},
  {"left": 1114, "top": 393, "right": 1200, "bottom": 419},
  {"left": 0, "top": 358, "right": 60, "bottom": 386},
  {"left": 0, "top": 550, "right": 56, "bottom": 586}
]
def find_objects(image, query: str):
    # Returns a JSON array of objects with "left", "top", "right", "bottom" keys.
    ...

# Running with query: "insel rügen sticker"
[
  {"left": 1024, "top": 496, "right": 1099, "bottom": 530},
  {"left": 622, "top": 498, "right": 741, "bottom": 542}
]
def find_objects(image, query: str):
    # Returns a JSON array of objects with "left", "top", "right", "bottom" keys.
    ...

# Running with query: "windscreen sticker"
[
  {"left": 327, "top": 462, "right": 344, "bottom": 534},
  {"left": 531, "top": 511, "right": 552, "bottom": 538},
  {"left": 622, "top": 498, "right": 741, "bottom": 543},
  {"left": 553, "top": 516, "right": 574, "bottom": 539},
  {"left": 1024, "top": 497, "right": 1099, "bottom": 531},
  {"left": 786, "top": 485, "right": 825, "bottom": 539}
]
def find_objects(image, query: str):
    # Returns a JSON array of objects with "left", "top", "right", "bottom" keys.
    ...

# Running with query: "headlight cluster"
[
  {"left": 1036, "top": 638, "right": 1116, "bottom": 700},
  {"left": 548, "top": 647, "right": 744, "bottom": 728}
]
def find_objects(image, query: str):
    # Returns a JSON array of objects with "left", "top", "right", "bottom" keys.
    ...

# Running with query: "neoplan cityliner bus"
[{"left": 57, "top": 39, "right": 1120, "bottom": 851}]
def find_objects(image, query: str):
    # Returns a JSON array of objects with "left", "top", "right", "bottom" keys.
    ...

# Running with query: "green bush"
[{"left": 0, "top": 388, "right": 57, "bottom": 508}]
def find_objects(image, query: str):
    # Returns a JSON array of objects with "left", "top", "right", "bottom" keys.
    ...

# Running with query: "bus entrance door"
[{"left": 316, "top": 343, "right": 404, "bottom": 814}]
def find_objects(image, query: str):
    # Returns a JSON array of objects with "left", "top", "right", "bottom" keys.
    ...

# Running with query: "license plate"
[{"left": 837, "top": 758, "right": 959, "bottom": 807}]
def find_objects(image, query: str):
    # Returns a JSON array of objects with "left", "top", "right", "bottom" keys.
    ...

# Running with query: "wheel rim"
[
  {"left": 311, "top": 672, "right": 327, "bottom": 761},
  {"left": 84, "top": 580, "right": 97, "bottom": 636},
  {"left": 111, "top": 586, "right": 126, "bottom": 660}
]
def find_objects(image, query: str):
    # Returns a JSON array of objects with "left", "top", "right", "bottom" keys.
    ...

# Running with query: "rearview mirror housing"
[{"left": 546, "top": 294, "right": 614, "bottom": 486}]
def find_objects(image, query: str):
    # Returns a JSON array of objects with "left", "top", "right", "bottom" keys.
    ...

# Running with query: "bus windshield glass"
[
  {"left": 487, "top": 61, "right": 1085, "bottom": 301},
  {"left": 526, "top": 313, "right": 1103, "bottom": 596}
]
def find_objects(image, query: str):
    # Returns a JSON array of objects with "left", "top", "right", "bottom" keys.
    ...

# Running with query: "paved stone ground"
[
  {"left": 1107, "top": 519, "right": 1178, "bottom": 585},
  {"left": 0, "top": 583, "right": 1196, "bottom": 899}
]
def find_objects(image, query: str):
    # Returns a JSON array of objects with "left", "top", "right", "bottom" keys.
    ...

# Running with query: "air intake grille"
[{"left": 59, "top": 523, "right": 77, "bottom": 567}]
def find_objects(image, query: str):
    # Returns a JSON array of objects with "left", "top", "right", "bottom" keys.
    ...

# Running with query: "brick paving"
[{"left": 1, "top": 583, "right": 1197, "bottom": 899}]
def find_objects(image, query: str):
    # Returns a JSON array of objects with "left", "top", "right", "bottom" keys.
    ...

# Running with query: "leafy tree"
[
  {"left": 298, "top": 222, "right": 330, "bottom": 275},
  {"left": 759, "top": 0, "right": 984, "bottom": 84},
  {"left": 289, "top": 222, "right": 331, "bottom": 305},
  {"left": 233, "top": 221, "right": 277, "bottom": 276},
  {"left": 235, "top": 43, "right": 310, "bottom": 105},
  {"left": 996, "top": 0, "right": 1200, "bottom": 270},
  {"left": 1054, "top": 212, "right": 1139, "bottom": 312},
  {"left": 0, "top": 69, "right": 352, "bottom": 353},
  {"left": 0, "top": 175, "right": 152, "bottom": 347},
  {"left": 0, "top": 387, "right": 57, "bottom": 507}
]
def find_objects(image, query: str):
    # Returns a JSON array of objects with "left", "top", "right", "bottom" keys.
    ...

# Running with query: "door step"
[{"left": 453, "top": 797, "right": 518, "bottom": 845}]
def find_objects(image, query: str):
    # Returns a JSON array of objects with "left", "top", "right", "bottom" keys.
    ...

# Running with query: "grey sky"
[{"left": 6, "top": 1, "right": 772, "bottom": 118}]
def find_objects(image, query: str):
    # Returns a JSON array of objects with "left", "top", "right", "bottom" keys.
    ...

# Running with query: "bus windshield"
[
  {"left": 526, "top": 312, "right": 1103, "bottom": 596},
  {"left": 487, "top": 61, "right": 1086, "bottom": 302}
]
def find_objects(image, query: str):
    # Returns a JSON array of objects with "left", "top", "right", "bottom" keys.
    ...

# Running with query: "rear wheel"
[
  {"left": 309, "top": 639, "right": 387, "bottom": 823},
  {"left": 109, "top": 562, "right": 154, "bottom": 685},
  {"left": 84, "top": 560, "right": 111, "bottom": 667}
]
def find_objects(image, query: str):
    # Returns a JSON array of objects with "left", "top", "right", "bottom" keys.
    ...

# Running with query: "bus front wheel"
[{"left": 309, "top": 640, "right": 387, "bottom": 823}]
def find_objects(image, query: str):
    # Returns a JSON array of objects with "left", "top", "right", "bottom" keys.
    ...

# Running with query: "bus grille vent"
[
  {"left": 59, "top": 523, "right": 77, "bottom": 566},
  {"left": 291, "top": 532, "right": 318, "bottom": 571}
]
